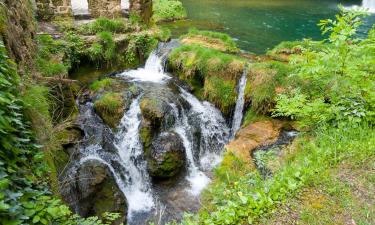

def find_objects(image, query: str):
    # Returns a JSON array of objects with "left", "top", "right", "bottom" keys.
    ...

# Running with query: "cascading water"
[
  {"left": 230, "top": 70, "right": 247, "bottom": 139},
  {"left": 363, "top": 0, "right": 375, "bottom": 12},
  {"left": 71, "top": 0, "right": 89, "bottom": 15},
  {"left": 114, "top": 97, "right": 155, "bottom": 216},
  {"left": 64, "top": 42, "right": 230, "bottom": 224}
]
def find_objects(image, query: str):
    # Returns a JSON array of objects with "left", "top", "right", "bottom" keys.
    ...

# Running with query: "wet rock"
[
  {"left": 61, "top": 160, "right": 127, "bottom": 223},
  {"left": 94, "top": 92, "right": 125, "bottom": 129},
  {"left": 147, "top": 132, "right": 186, "bottom": 179},
  {"left": 225, "top": 120, "right": 288, "bottom": 167}
]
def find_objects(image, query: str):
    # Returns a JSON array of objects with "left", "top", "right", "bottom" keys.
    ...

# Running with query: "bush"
[
  {"left": 273, "top": 7, "right": 375, "bottom": 128},
  {"left": 77, "top": 17, "right": 129, "bottom": 35},
  {"left": 152, "top": 0, "right": 187, "bottom": 22}
]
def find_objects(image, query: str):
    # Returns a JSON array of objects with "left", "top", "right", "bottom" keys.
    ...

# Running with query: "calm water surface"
[{"left": 162, "top": 0, "right": 375, "bottom": 53}]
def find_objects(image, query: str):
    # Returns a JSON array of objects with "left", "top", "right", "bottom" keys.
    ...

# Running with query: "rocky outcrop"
[
  {"left": 1, "top": 0, "right": 37, "bottom": 74},
  {"left": 61, "top": 160, "right": 127, "bottom": 223},
  {"left": 88, "top": 0, "right": 122, "bottom": 18},
  {"left": 225, "top": 120, "right": 287, "bottom": 166},
  {"left": 148, "top": 132, "right": 186, "bottom": 178}
]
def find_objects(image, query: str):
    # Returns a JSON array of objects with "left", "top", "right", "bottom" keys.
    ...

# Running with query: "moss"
[
  {"left": 140, "top": 125, "right": 153, "bottom": 153},
  {"left": 203, "top": 76, "right": 237, "bottom": 114},
  {"left": 94, "top": 92, "right": 125, "bottom": 128},
  {"left": 242, "top": 108, "right": 269, "bottom": 127},
  {"left": 148, "top": 151, "right": 184, "bottom": 178},
  {"left": 152, "top": 0, "right": 187, "bottom": 22},
  {"left": 181, "top": 29, "right": 239, "bottom": 53},
  {"left": 90, "top": 78, "right": 114, "bottom": 91},
  {"left": 247, "top": 61, "right": 291, "bottom": 114}
]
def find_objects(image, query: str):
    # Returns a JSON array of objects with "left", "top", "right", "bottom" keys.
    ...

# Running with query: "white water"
[
  {"left": 114, "top": 97, "right": 155, "bottom": 217},
  {"left": 121, "top": 0, "right": 130, "bottom": 10},
  {"left": 230, "top": 70, "right": 247, "bottom": 139},
  {"left": 363, "top": 0, "right": 375, "bottom": 12},
  {"left": 119, "top": 51, "right": 171, "bottom": 83},
  {"left": 71, "top": 0, "right": 89, "bottom": 15}
]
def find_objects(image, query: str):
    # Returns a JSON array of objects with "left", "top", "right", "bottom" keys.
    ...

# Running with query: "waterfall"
[
  {"left": 68, "top": 42, "right": 229, "bottom": 224},
  {"left": 121, "top": 0, "right": 130, "bottom": 10},
  {"left": 363, "top": 0, "right": 375, "bottom": 12},
  {"left": 114, "top": 97, "right": 155, "bottom": 217},
  {"left": 230, "top": 70, "right": 247, "bottom": 139}
]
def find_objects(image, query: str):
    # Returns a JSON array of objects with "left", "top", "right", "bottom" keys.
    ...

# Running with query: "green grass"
[
  {"left": 246, "top": 60, "right": 291, "bottom": 114},
  {"left": 182, "top": 28, "right": 239, "bottom": 53},
  {"left": 77, "top": 17, "right": 129, "bottom": 35},
  {"left": 203, "top": 76, "right": 237, "bottom": 114},
  {"left": 94, "top": 92, "right": 124, "bottom": 114},
  {"left": 90, "top": 78, "right": 114, "bottom": 91},
  {"left": 152, "top": 0, "right": 187, "bottom": 22},
  {"left": 187, "top": 122, "right": 375, "bottom": 224}
]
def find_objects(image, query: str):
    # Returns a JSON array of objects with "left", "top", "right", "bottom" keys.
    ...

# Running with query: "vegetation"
[
  {"left": 181, "top": 28, "right": 239, "bottom": 53},
  {"left": 153, "top": 0, "right": 187, "bottom": 22},
  {"left": 94, "top": 92, "right": 125, "bottom": 128},
  {"left": 177, "top": 7, "right": 375, "bottom": 225},
  {"left": 76, "top": 17, "right": 130, "bottom": 35},
  {"left": 169, "top": 44, "right": 246, "bottom": 114}
]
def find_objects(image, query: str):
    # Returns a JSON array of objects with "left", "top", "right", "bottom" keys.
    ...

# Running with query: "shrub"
[
  {"left": 152, "top": 0, "right": 187, "bottom": 22},
  {"left": 77, "top": 17, "right": 128, "bottom": 35}
]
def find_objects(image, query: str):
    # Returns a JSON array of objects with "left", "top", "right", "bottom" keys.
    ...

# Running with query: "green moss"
[
  {"left": 182, "top": 28, "right": 240, "bottom": 53},
  {"left": 148, "top": 151, "right": 184, "bottom": 178},
  {"left": 94, "top": 92, "right": 125, "bottom": 128},
  {"left": 203, "top": 76, "right": 237, "bottom": 114},
  {"left": 242, "top": 109, "right": 269, "bottom": 127},
  {"left": 140, "top": 125, "right": 153, "bottom": 153},
  {"left": 152, "top": 0, "right": 187, "bottom": 22},
  {"left": 90, "top": 78, "right": 114, "bottom": 91},
  {"left": 77, "top": 17, "right": 130, "bottom": 35},
  {"left": 247, "top": 61, "right": 291, "bottom": 114}
]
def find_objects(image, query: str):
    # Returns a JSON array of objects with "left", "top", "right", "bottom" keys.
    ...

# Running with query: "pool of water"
[{"left": 161, "top": 0, "right": 375, "bottom": 53}]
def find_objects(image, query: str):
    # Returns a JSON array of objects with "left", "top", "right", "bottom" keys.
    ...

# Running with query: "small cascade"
[
  {"left": 230, "top": 70, "right": 247, "bottom": 139},
  {"left": 114, "top": 97, "right": 155, "bottom": 217},
  {"left": 363, "top": 0, "right": 375, "bottom": 12},
  {"left": 121, "top": 0, "right": 130, "bottom": 11},
  {"left": 67, "top": 41, "right": 230, "bottom": 224}
]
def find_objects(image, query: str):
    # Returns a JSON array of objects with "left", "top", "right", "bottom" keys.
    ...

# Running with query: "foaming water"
[
  {"left": 119, "top": 49, "right": 171, "bottom": 82},
  {"left": 71, "top": 0, "right": 89, "bottom": 15},
  {"left": 114, "top": 97, "right": 155, "bottom": 216},
  {"left": 231, "top": 70, "right": 247, "bottom": 139},
  {"left": 363, "top": 0, "right": 375, "bottom": 12}
]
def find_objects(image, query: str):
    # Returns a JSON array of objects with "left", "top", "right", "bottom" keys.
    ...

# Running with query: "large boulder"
[
  {"left": 147, "top": 132, "right": 186, "bottom": 179},
  {"left": 61, "top": 160, "right": 127, "bottom": 223}
]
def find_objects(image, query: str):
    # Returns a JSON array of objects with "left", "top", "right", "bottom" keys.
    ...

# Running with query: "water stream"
[
  {"left": 64, "top": 42, "right": 231, "bottom": 224},
  {"left": 363, "top": 0, "right": 375, "bottom": 12},
  {"left": 230, "top": 70, "right": 247, "bottom": 139}
]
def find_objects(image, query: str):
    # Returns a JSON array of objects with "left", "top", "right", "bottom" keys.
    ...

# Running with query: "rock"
[
  {"left": 94, "top": 92, "right": 125, "bottom": 129},
  {"left": 61, "top": 160, "right": 127, "bottom": 224},
  {"left": 225, "top": 120, "right": 287, "bottom": 166},
  {"left": 147, "top": 132, "right": 186, "bottom": 179}
]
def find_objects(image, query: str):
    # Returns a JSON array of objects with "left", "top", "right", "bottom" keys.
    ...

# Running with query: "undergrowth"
[{"left": 153, "top": 0, "right": 187, "bottom": 22}]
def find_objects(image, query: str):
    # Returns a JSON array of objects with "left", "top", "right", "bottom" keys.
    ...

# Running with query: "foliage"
[
  {"left": 190, "top": 122, "right": 375, "bottom": 224},
  {"left": 87, "top": 31, "right": 117, "bottom": 67},
  {"left": 273, "top": 7, "right": 375, "bottom": 128},
  {"left": 203, "top": 76, "right": 237, "bottom": 114},
  {"left": 124, "top": 34, "right": 158, "bottom": 67},
  {"left": 152, "top": 0, "right": 187, "bottom": 22},
  {"left": 90, "top": 78, "right": 114, "bottom": 91},
  {"left": 94, "top": 92, "right": 124, "bottom": 115},
  {"left": 0, "top": 42, "right": 122, "bottom": 225},
  {"left": 77, "top": 17, "right": 129, "bottom": 35},
  {"left": 247, "top": 61, "right": 291, "bottom": 114},
  {"left": 36, "top": 35, "right": 69, "bottom": 77}
]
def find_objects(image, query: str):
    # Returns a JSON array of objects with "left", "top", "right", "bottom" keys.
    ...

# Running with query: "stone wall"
[
  {"left": 130, "top": 0, "right": 152, "bottom": 23},
  {"left": 35, "top": 0, "right": 72, "bottom": 20},
  {"left": 1, "top": 0, "right": 37, "bottom": 75},
  {"left": 35, "top": 0, "right": 153, "bottom": 22},
  {"left": 88, "top": 0, "right": 121, "bottom": 18}
]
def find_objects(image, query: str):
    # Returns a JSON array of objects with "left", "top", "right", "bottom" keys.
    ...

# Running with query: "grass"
[
  {"left": 90, "top": 78, "right": 114, "bottom": 91},
  {"left": 77, "top": 17, "right": 129, "bottom": 35},
  {"left": 94, "top": 92, "right": 125, "bottom": 128},
  {"left": 246, "top": 60, "right": 291, "bottom": 114},
  {"left": 203, "top": 76, "right": 237, "bottom": 114},
  {"left": 188, "top": 122, "right": 375, "bottom": 224},
  {"left": 181, "top": 28, "right": 239, "bottom": 53},
  {"left": 152, "top": 0, "right": 187, "bottom": 22}
]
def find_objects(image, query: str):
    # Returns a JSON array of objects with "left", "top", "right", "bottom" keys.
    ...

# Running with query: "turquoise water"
[{"left": 162, "top": 0, "right": 375, "bottom": 53}]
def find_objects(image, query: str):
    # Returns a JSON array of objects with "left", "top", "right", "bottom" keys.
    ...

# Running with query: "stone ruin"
[{"left": 35, "top": 0, "right": 152, "bottom": 22}]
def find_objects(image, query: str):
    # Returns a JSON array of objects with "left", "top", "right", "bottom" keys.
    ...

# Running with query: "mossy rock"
[
  {"left": 94, "top": 92, "right": 125, "bottom": 128},
  {"left": 147, "top": 132, "right": 186, "bottom": 179}
]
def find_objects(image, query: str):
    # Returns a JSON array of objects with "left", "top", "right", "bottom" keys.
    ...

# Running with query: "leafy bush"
[
  {"left": 273, "top": 7, "right": 375, "bottom": 128},
  {"left": 153, "top": 0, "right": 187, "bottom": 22}
]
